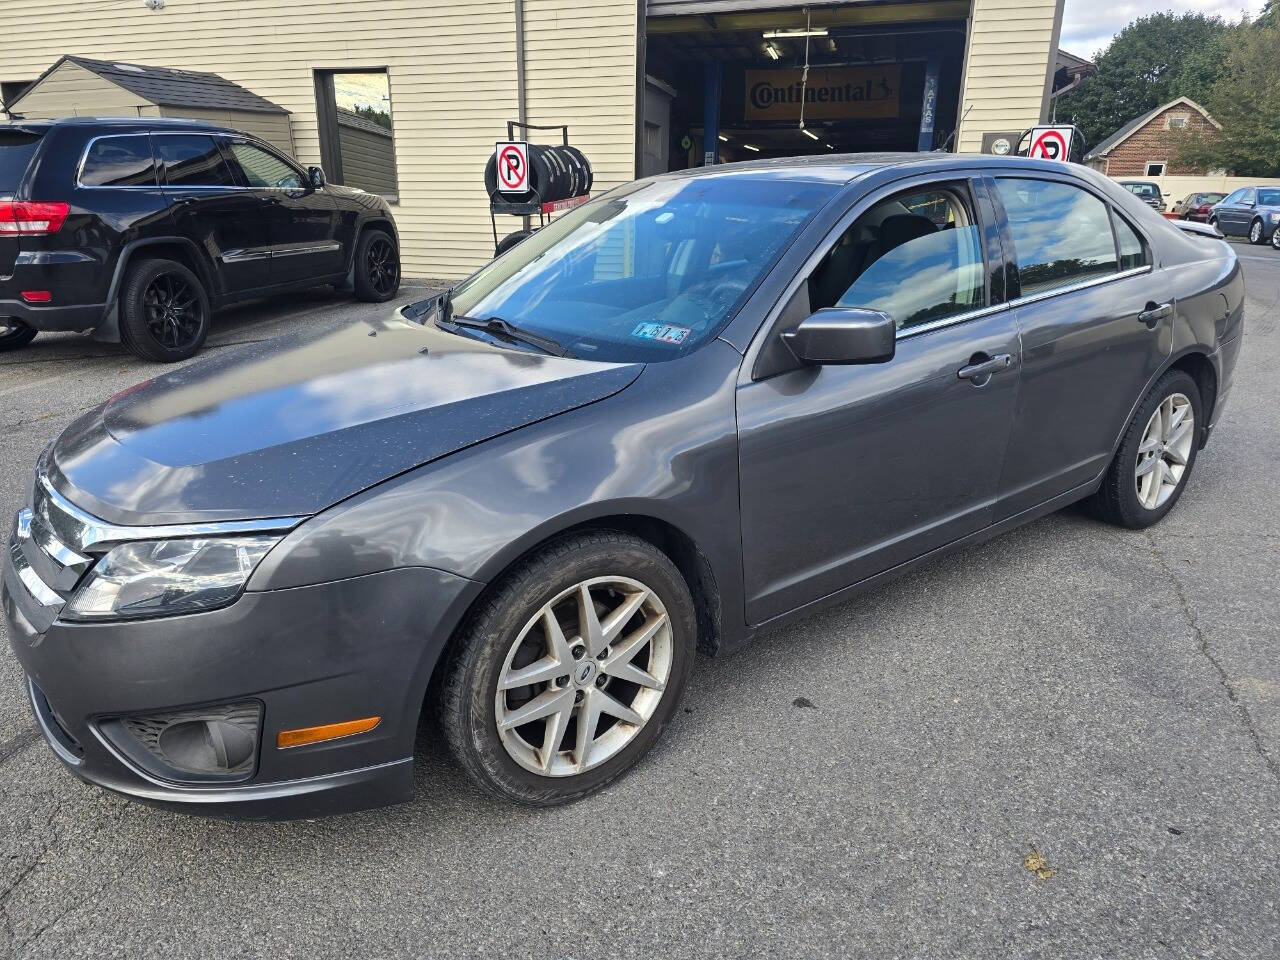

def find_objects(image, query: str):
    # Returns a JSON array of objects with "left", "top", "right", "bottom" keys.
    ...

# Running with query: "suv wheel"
[
  {"left": 1088, "top": 369, "right": 1202, "bottom": 529},
  {"left": 439, "top": 531, "right": 696, "bottom": 805},
  {"left": 0, "top": 320, "right": 37, "bottom": 351},
  {"left": 119, "top": 258, "right": 210, "bottom": 362},
  {"left": 1249, "top": 218, "right": 1265, "bottom": 244},
  {"left": 353, "top": 229, "right": 400, "bottom": 302}
]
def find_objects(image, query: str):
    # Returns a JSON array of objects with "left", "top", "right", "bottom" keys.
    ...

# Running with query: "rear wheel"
[
  {"left": 439, "top": 531, "right": 696, "bottom": 805},
  {"left": 1089, "top": 369, "right": 1202, "bottom": 529},
  {"left": 1249, "top": 218, "right": 1265, "bottom": 244},
  {"left": 0, "top": 320, "right": 37, "bottom": 351},
  {"left": 119, "top": 258, "right": 210, "bottom": 363},
  {"left": 353, "top": 229, "right": 400, "bottom": 302}
]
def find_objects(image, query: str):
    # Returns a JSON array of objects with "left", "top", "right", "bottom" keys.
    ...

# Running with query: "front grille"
[{"left": 8, "top": 475, "right": 95, "bottom": 618}]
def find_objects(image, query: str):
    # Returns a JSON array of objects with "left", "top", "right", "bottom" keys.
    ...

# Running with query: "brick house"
[{"left": 1084, "top": 97, "right": 1222, "bottom": 177}]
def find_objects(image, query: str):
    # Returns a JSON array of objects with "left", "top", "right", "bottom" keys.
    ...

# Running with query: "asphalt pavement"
[{"left": 0, "top": 254, "right": 1277, "bottom": 959}]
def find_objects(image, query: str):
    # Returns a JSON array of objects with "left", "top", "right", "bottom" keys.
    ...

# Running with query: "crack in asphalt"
[
  {"left": 0, "top": 727, "right": 39, "bottom": 767},
  {"left": 1147, "top": 531, "right": 1280, "bottom": 782},
  {"left": 0, "top": 403, "right": 98, "bottom": 435}
]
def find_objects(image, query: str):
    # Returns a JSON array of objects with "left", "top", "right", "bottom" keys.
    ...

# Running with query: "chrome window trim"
[
  {"left": 38, "top": 475, "right": 304, "bottom": 554},
  {"left": 74, "top": 133, "right": 161, "bottom": 190}
]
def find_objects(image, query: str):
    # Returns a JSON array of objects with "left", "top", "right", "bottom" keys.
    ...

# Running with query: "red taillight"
[{"left": 0, "top": 201, "right": 70, "bottom": 236}]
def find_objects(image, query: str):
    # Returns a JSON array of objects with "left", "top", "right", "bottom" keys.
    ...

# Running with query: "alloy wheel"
[
  {"left": 1135, "top": 392, "right": 1195, "bottom": 510},
  {"left": 142, "top": 273, "right": 203, "bottom": 349},
  {"left": 1250, "top": 220, "right": 1263, "bottom": 244},
  {"left": 365, "top": 237, "right": 399, "bottom": 297},
  {"left": 1272, "top": 228, "right": 1280, "bottom": 250},
  {"left": 494, "top": 576, "right": 673, "bottom": 777}
]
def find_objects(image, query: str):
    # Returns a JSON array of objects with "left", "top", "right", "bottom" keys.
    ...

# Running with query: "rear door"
[
  {"left": 736, "top": 175, "right": 1022, "bottom": 623},
  {"left": 990, "top": 174, "right": 1172, "bottom": 519},
  {"left": 220, "top": 138, "right": 342, "bottom": 284},
  {"left": 155, "top": 132, "right": 269, "bottom": 295}
]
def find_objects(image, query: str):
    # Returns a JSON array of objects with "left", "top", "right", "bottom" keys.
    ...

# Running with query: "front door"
[
  {"left": 221, "top": 139, "right": 342, "bottom": 284},
  {"left": 989, "top": 175, "right": 1173, "bottom": 518},
  {"left": 1219, "top": 188, "right": 1254, "bottom": 235},
  {"left": 737, "top": 179, "right": 1021, "bottom": 624},
  {"left": 155, "top": 133, "right": 269, "bottom": 295}
]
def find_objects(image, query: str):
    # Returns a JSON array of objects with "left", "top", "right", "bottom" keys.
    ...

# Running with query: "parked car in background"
[
  {"left": 1173, "top": 191, "right": 1226, "bottom": 222},
  {"left": 0, "top": 116, "right": 401, "bottom": 362},
  {"left": 1118, "top": 180, "right": 1166, "bottom": 212},
  {"left": 1209, "top": 186, "right": 1280, "bottom": 245},
  {"left": 4, "top": 154, "right": 1243, "bottom": 818}
]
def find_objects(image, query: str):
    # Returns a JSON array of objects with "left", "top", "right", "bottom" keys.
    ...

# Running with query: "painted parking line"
[{"left": 1236, "top": 254, "right": 1279, "bottom": 263}]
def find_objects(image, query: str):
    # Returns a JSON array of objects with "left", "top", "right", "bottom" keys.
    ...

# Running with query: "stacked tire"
[{"left": 485, "top": 144, "right": 592, "bottom": 204}]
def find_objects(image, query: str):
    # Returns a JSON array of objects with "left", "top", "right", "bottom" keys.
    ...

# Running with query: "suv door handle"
[
  {"left": 1138, "top": 302, "right": 1173, "bottom": 327},
  {"left": 957, "top": 353, "right": 1013, "bottom": 381}
]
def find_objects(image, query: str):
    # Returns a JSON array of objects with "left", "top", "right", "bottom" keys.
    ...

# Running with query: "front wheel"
[
  {"left": 1249, "top": 218, "right": 1265, "bottom": 244},
  {"left": 1088, "top": 369, "right": 1202, "bottom": 529},
  {"left": 438, "top": 531, "right": 696, "bottom": 805},
  {"left": 353, "top": 229, "right": 400, "bottom": 302},
  {"left": 0, "top": 320, "right": 37, "bottom": 351},
  {"left": 1271, "top": 228, "right": 1280, "bottom": 251}
]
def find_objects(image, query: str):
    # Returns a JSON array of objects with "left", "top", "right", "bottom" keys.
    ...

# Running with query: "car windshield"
[
  {"left": 445, "top": 174, "right": 838, "bottom": 362},
  {"left": 1258, "top": 189, "right": 1280, "bottom": 205},
  {"left": 1126, "top": 183, "right": 1158, "bottom": 198}
]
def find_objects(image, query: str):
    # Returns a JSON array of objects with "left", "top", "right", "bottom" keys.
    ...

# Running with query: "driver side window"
[
  {"left": 225, "top": 141, "right": 303, "bottom": 189},
  {"left": 806, "top": 185, "right": 985, "bottom": 333}
]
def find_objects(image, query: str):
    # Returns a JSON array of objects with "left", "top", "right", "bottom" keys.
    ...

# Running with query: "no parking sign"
[
  {"left": 1027, "top": 126, "right": 1074, "bottom": 162},
  {"left": 495, "top": 141, "right": 530, "bottom": 193}
]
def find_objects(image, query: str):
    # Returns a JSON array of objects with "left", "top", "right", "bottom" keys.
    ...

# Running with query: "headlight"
[
  {"left": 63, "top": 535, "right": 280, "bottom": 621},
  {"left": 1270, "top": 212, "right": 1280, "bottom": 224}
]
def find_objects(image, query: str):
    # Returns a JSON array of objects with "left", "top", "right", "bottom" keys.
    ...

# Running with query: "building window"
[
  {"left": 314, "top": 68, "right": 399, "bottom": 201},
  {"left": 1145, "top": 162, "right": 1166, "bottom": 177},
  {"left": 1165, "top": 114, "right": 1188, "bottom": 130}
]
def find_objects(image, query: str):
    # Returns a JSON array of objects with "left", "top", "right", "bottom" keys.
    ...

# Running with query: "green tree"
[
  {"left": 1056, "top": 12, "right": 1230, "bottom": 150},
  {"left": 1176, "top": 20, "right": 1280, "bottom": 176}
]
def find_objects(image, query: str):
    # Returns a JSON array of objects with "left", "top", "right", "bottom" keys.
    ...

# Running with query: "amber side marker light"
[{"left": 277, "top": 716, "right": 381, "bottom": 749}]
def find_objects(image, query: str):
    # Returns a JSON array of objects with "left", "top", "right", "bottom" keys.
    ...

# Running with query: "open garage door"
[{"left": 643, "top": 1, "right": 971, "bottom": 171}]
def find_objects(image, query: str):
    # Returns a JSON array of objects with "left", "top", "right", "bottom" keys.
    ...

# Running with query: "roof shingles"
[{"left": 66, "top": 56, "right": 288, "bottom": 115}]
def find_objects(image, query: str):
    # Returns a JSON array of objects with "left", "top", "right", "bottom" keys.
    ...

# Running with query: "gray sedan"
[
  {"left": 3, "top": 154, "right": 1245, "bottom": 817},
  {"left": 1210, "top": 185, "right": 1280, "bottom": 244}
]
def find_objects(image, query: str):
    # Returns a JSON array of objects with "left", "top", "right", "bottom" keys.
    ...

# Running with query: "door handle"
[
  {"left": 957, "top": 353, "right": 1013, "bottom": 382},
  {"left": 1138, "top": 302, "right": 1173, "bottom": 328}
]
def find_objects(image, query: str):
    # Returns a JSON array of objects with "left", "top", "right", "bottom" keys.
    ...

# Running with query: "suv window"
[
  {"left": 809, "top": 186, "right": 985, "bottom": 332},
  {"left": 1112, "top": 210, "right": 1147, "bottom": 271},
  {"left": 995, "top": 178, "right": 1118, "bottom": 297},
  {"left": 225, "top": 141, "right": 302, "bottom": 189},
  {"left": 0, "top": 130, "right": 42, "bottom": 193},
  {"left": 80, "top": 135, "right": 157, "bottom": 187},
  {"left": 156, "top": 135, "right": 237, "bottom": 188}
]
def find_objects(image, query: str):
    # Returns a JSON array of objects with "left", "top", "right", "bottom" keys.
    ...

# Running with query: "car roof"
[
  {"left": 0, "top": 116, "right": 239, "bottom": 135},
  {"left": 652, "top": 152, "right": 1108, "bottom": 187}
]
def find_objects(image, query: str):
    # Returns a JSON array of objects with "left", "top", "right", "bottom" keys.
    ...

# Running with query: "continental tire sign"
[{"left": 745, "top": 66, "right": 900, "bottom": 122}]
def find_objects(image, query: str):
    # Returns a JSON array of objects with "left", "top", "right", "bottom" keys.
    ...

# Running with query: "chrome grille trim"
[{"left": 11, "top": 519, "right": 64, "bottom": 611}]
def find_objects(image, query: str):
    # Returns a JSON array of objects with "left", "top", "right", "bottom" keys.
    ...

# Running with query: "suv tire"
[
  {"left": 119, "top": 258, "right": 210, "bottom": 363},
  {"left": 1088, "top": 368, "right": 1202, "bottom": 529},
  {"left": 353, "top": 229, "right": 401, "bottom": 302},
  {"left": 0, "top": 320, "right": 37, "bottom": 351},
  {"left": 438, "top": 530, "right": 696, "bottom": 805}
]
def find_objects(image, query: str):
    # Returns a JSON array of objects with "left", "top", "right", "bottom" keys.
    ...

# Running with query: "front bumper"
[{"left": 3, "top": 551, "right": 479, "bottom": 819}]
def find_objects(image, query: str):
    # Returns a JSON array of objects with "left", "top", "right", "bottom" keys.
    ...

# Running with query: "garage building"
[{"left": 0, "top": 0, "right": 1064, "bottom": 280}]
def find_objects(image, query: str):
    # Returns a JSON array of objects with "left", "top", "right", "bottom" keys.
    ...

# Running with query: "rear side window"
[
  {"left": 156, "top": 135, "right": 236, "bottom": 188},
  {"left": 79, "top": 135, "right": 157, "bottom": 187},
  {"left": 995, "top": 178, "right": 1118, "bottom": 297},
  {"left": 0, "top": 131, "right": 42, "bottom": 193},
  {"left": 1112, "top": 211, "right": 1148, "bottom": 271}
]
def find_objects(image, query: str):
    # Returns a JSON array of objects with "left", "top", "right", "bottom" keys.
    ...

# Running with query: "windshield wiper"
[{"left": 445, "top": 314, "right": 574, "bottom": 358}]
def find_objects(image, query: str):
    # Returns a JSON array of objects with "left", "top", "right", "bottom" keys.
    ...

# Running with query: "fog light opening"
[{"left": 158, "top": 718, "right": 256, "bottom": 774}]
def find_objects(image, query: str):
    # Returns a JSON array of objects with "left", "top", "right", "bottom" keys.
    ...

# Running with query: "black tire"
[
  {"left": 353, "top": 228, "right": 400, "bottom": 302},
  {"left": 119, "top": 258, "right": 210, "bottom": 363},
  {"left": 1272, "top": 228, "right": 1280, "bottom": 251},
  {"left": 494, "top": 230, "right": 533, "bottom": 257},
  {"left": 1249, "top": 218, "right": 1265, "bottom": 244},
  {"left": 1088, "top": 369, "right": 1203, "bottom": 529},
  {"left": 438, "top": 530, "right": 696, "bottom": 805},
  {"left": 0, "top": 320, "right": 37, "bottom": 351},
  {"left": 1208, "top": 216, "right": 1219, "bottom": 233}
]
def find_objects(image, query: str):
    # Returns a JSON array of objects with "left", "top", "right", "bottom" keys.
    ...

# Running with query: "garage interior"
[{"left": 643, "top": 1, "right": 972, "bottom": 174}]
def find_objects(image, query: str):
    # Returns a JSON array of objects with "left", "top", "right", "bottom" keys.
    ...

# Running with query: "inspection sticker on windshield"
[{"left": 631, "top": 322, "right": 690, "bottom": 345}]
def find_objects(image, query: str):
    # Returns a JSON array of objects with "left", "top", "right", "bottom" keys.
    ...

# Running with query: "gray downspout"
[{"left": 515, "top": 0, "right": 530, "bottom": 230}]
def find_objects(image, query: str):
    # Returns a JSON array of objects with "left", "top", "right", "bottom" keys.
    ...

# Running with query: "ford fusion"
[{"left": 3, "top": 155, "right": 1243, "bottom": 817}]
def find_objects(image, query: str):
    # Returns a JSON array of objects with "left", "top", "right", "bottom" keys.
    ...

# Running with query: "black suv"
[{"left": 1, "top": 116, "right": 401, "bottom": 361}]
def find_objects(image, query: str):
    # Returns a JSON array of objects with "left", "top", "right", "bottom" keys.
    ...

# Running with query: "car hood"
[{"left": 48, "top": 314, "right": 643, "bottom": 525}]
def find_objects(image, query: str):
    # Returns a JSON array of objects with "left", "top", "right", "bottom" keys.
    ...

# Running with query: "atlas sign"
[
  {"left": 495, "top": 141, "right": 529, "bottom": 193},
  {"left": 1027, "top": 126, "right": 1075, "bottom": 162}
]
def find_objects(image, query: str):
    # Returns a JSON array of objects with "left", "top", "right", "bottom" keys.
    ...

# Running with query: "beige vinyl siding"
[
  {"left": 10, "top": 60, "right": 150, "bottom": 117},
  {"left": 956, "top": 0, "right": 1060, "bottom": 153},
  {"left": 0, "top": 0, "right": 635, "bottom": 279},
  {"left": 158, "top": 106, "right": 295, "bottom": 155}
]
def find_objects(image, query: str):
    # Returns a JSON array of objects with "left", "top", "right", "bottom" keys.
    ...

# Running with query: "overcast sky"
[{"left": 1060, "top": 0, "right": 1267, "bottom": 58}]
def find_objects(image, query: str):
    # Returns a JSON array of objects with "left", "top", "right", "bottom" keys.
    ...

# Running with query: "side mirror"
[
  {"left": 308, "top": 166, "right": 326, "bottom": 189},
  {"left": 781, "top": 307, "right": 896, "bottom": 365}
]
